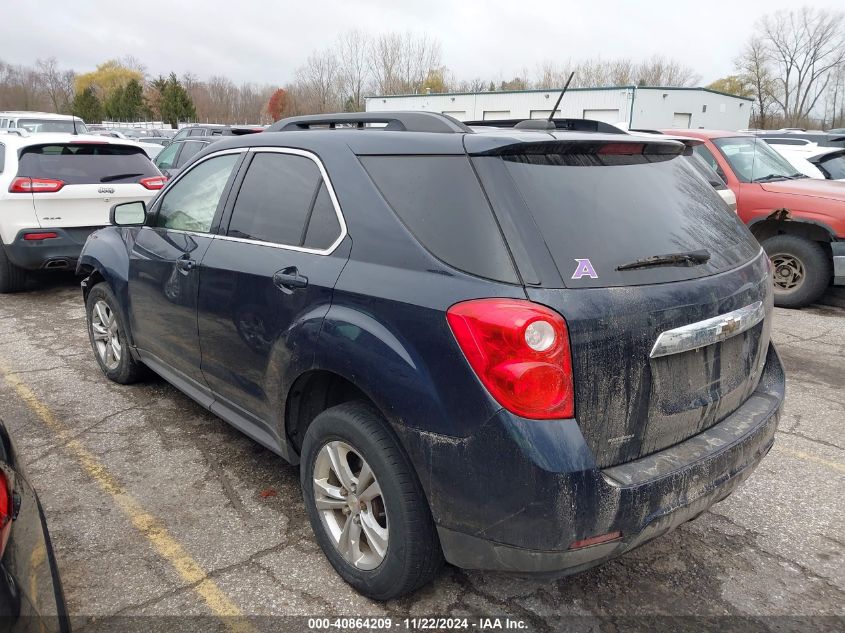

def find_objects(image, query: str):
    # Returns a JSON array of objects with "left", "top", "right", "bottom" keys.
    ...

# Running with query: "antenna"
[
  {"left": 72, "top": 116, "right": 78, "bottom": 135},
  {"left": 548, "top": 72, "right": 575, "bottom": 122}
]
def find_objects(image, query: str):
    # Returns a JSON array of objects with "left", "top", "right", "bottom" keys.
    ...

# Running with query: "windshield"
[
  {"left": 16, "top": 118, "right": 89, "bottom": 134},
  {"left": 714, "top": 136, "right": 802, "bottom": 182}
]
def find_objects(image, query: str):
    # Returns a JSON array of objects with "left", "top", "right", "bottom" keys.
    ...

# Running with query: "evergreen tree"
[
  {"left": 71, "top": 86, "right": 103, "bottom": 124},
  {"left": 159, "top": 73, "right": 196, "bottom": 128},
  {"left": 104, "top": 84, "right": 125, "bottom": 120},
  {"left": 121, "top": 79, "right": 146, "bottom": 120}
]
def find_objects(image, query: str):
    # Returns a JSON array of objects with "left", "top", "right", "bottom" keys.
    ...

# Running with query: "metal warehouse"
[{"left": 365, "top": 86, "right": 753, "bottom": 130}]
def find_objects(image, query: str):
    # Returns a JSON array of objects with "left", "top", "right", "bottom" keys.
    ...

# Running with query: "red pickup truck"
[{"left": 665, "top": 129, "right": 845, "bottom": 307}]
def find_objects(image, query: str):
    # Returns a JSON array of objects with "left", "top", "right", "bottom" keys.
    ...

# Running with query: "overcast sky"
[{"left": 3, "top": 0, "right": 842, "bottom": 88}]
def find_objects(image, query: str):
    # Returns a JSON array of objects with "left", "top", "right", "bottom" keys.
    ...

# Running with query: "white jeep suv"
[{"left": 0, "top": 132, "right": 165, "bottom": 292}]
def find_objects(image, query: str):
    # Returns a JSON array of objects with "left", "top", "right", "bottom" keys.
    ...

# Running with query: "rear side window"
[
  {"left": 361, "top": 156, "right": 517, "bottom": 283},
  {"left": 0, "top": 143, "right": 5, "bottom": 173},
  {"left": 227, "top": 152, "right": 342, "bottom": 250},
  {"left": 176, "top": 141, "right": 205, "bottom": 167},
  {"left": 17, "top": 143, "right": 158, "bottom": 184},
  {"left": 495, "top": 151, "right": 758, "bottom": 288},
  {"left": 816, "top": 153, "right": 845, "bottom": 180}
]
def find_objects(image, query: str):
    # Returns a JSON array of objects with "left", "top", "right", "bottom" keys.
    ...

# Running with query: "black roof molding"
[{"left": 267, "top": 111, "right": 473, "bottom": 134}]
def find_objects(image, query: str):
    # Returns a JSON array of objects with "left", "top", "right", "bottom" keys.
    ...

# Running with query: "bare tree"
[
  {"left": 337, "top": 30, "right": 371, "bottom": 111},
  {"left": 735, "top": 36, "right": 777, "bottom": 128},
  {"left": 295, "top": 49, "right": 341, "bottom": 113},
  {"left": 634, "top": 55, "right": 700, "bottom": 87},
  {"left": 36, "top": 57, "right": 75, "bottom": 113},
  {"left": 758, "top": 7, "right": 845, "bottom": 124},
  {"left": 370, "top": 32, "right": 442, "bottom": 95}
]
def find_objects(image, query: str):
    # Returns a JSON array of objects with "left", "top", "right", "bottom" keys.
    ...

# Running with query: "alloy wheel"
[
  {"left": 91, "top": 300, "right": 121, "bottom": 371},
  {"left": 312, "top": 440, "right": 389, "bottom": 570}
]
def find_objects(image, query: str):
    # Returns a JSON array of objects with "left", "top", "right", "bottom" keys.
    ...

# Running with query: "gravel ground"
[{"left": 0, "top": 276, "right": 842, "bottom": 633}]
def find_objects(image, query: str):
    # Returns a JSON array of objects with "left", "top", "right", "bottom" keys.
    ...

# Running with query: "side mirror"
[{"left": 110, "top": 200, "right": 146, "bottom": 226}]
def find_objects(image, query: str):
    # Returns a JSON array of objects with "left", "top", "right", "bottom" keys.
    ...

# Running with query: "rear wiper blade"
[
  {"left": 100, "top": 173, "right": 143, "bottom": 183},
  {"left": 617, "top": 250, "right": 711, "bottom": 271}
]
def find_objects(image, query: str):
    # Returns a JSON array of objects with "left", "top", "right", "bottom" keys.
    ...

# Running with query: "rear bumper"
[
  {"left": 404, "top": 343, "right": 784, "bottom": 575},
  {"left": 3, "top": 227, "right": 101, "bottom": 271},
  {"left": 832, "top": 240, "right": 845, "bottom": 286}
]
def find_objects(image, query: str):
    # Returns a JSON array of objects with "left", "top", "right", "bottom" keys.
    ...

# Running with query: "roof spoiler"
[
  {"left": 465, "top": 118, "right": 626, "bottom": 134},
  {"left": 267, "top": 111, "right": 472, "bottom": 134},
  {"left": 471, "top": 138, "right": 686, "bottom": 157}
]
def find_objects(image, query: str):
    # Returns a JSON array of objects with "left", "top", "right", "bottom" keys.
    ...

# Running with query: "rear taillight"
[
  {"left": 446, "top": 298, "right": 574, "bottom": 419},
  {"left": 8, "top": 177, "right": 65, "bottom": 193},
  {"left": 23, "top": 232, "right": 58, "bottom": 241},
  {"left": 139, "top": 176, "right": 166, "bottom": 190},
  {"left": 0, "top": 471, "right": 12, "bottom": 556}
]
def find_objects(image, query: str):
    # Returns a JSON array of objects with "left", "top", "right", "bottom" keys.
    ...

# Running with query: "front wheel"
[
  {"left": 85, "top": 282, "right": 146, "bottom": 384},
  {"left": 762, "top": 235, "right": 831, "bottom": 308},
  {"left": 300, "top": 402, "right": 443, "bottom": 600}
]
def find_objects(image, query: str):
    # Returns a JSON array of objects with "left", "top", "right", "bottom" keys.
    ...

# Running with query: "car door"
[
  {"left": 128, "top": 149, "right": 245, "bottom": 394},
  {"left": 197, "top": 148, "right": 350, "bottom": 436}
]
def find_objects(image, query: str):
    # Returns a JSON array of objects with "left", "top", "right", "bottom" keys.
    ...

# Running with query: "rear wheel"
[
  {"left": 300, "top": 401, "right": 443, "bottom": 600},
  {"left": 85, "top": 282, "right": 146, "bottom": 384},
  {"left": 0, "top": 244, "right": 28, "bottom": 294},
  {"left": 762, "top": 235, "right": 831, "bottom": 308}
]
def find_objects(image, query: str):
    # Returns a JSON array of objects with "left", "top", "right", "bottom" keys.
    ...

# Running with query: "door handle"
[
  {"left": 176, "top": 258, "right": 196, "bottom": 272},
  {"left": 273, "top": 267, "right": 308, "bottom": 292}
]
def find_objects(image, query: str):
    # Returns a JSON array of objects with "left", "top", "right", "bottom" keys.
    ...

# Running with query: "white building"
[{"left": 365, "top": 86, "right": 752, "bottom": 130}]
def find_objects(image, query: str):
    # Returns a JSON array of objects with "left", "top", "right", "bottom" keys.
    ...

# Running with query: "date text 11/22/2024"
[{"left": 306, "top": 617, "right": 529, "bottom": 630}]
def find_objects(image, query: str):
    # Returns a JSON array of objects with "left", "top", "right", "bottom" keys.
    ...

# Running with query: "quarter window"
[
  {"left": 156, "top": 154, "right": 239, "bottom": 233},
  {"left": 227, "top": 152, "right": 341, "bottom": 250}
]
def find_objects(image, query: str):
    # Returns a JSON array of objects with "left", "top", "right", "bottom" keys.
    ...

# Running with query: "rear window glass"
[
  {"left": 16, "top": 118, "right": 88, "bottom": 134},
  {"left": 496, "top": 152, "right": 758, "bottom": 288},
  {"left": 361, "top": 156, "right": 517, "bottom": 283},
  {"left": 18, "top": 144, "right": 158, "bottom": 184},
  {"left": 816, "top": 153, "right": 845, "bottom": 180}
]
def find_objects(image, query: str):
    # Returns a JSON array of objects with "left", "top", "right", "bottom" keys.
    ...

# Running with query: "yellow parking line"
[
  {"left": 1, "top": 367, "right": 253, "bottom": 632},
  {"left": 776, "top": 445, "right": 845, "bottom": 474}
]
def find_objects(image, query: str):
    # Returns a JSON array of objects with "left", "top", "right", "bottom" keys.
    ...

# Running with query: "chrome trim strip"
[{"left": 649, "top": 301, "right": 765, "bottom": 359}]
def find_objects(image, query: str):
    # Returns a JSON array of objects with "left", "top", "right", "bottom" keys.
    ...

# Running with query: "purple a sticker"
[{"left": 571, "top": 258, "right": 598, "bottom": 280}]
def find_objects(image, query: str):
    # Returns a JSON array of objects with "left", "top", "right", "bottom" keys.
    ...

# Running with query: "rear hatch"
[
  {"left": 468, "top": 135, "right": 772, "bottom": 467},
  {"left": 16, "top": 142, "right": 162, "bottom": 228}
]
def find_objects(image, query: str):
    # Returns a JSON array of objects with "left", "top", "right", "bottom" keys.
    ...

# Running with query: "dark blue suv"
[{"left": 78, "top": 112, "right": 784, "bottom": 600}]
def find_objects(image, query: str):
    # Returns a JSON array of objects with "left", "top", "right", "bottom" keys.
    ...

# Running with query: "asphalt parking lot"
[{"left": 0, "top": 275, "right": 842, "bottom": 633}]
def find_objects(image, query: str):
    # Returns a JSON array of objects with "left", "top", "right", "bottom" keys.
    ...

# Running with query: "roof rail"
[
  {"left": 466, "top": 118, "right": 625, "bottom": 134},
  {"left": 266, "top": 111, "right": 472, "bottom": 134}
]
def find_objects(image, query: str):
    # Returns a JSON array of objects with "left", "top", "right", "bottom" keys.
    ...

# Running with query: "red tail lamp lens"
[
  {"left": 139, "top": 176, "right": 166, "bottom": 190},
  {"left": 446, "top": 299, "right": 574, "bottom": 419},
  {"left": 9, "top": 177, "right": 65, "bottom": 193},
  {"left": 0, "top": 471, "right": 11, "bottom": 556}
]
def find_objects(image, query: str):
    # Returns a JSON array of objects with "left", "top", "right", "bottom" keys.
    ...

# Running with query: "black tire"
[
  {"left": 0, "top": 244, "right": 28, "bottom": 294},
  {"left": 762, "top": 235, "right": 831, "bottom": 308},
  {"left": 85, "top": 282, "right": 146, "bottom": 384},
  {"left": 301, "top": 401, "right": 444, "bottom": 600}
]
